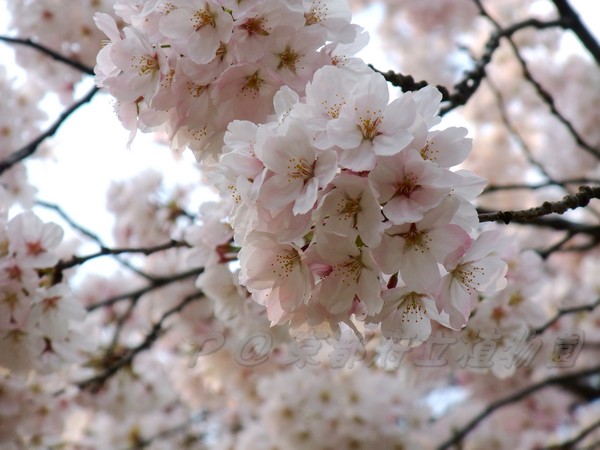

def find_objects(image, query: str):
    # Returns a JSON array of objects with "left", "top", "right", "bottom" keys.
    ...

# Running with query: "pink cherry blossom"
[
  {"left": 106, "top": 27, "right": 168, "bottom": 103},
  {"left": 257, "top": 120, "right": 337, "bottom": 215},
  {"left": 261, "top": 26, "right": 330, "bottom": 92},
  {"left": 239, "top": 231, "right": 313, "bottom": 314},
  {"left": 212, "top": 62, "right": 283, "bottom": 125},
  {"left": 312, "top": 233, "right": 383, "bottom": 316},
  {"left": 373, "top": 198, "right": 471, "bottom": 290},
  {"left": 369, "top": 148, "right": 459, "bottom": 224},
  {"left": 229, "top": 0, "right": 305, "bottom": 63}
]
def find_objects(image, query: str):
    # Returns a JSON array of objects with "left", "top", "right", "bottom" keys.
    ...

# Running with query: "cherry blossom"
[
  {"left": 313, "top": 172, "right": 386, "bottom": 247},
  {"left": 326, "top": 72, "right": 416, "bottom": 170},
  {"left": 312, "top": 233, "right": 383, "bottom": 316},
  {"left": 438, "top": 230, "right": 509, "bottom": 329},
  {"left": 158, "top": 0, "right": 234, "bottom": 65},
  {"left": 369, "top": 148, "right": 460, "bottom": 224},
  {"left": 257, "top": 119, "right": 337, "bottom": 215},
  {"left": 3, "top": 0, "right": 600, "bottom": 448},
  {"left": 239, "top": 231, "right": 313, "bottom": 317},
  {"left": 6, "top": 212, "right": 63, "bottom": 268},
  {"left": 372, "top": 286, "right": 439, "bottom": 346}
]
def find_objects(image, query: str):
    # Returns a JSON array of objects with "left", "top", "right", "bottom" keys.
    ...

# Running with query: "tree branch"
[
  {"left": 78, "top": 291, "right": 204, "bottom": 392},
  {"left": 56, "top": 240, "right": 190, "bottom": 271},
  {"left": 370, "top": 18, "right": 564, "bottom": 115},
  {"left": 436, "top": 363, "right": 600, "bottom": 450},
  {"left": 530, "top": 298, "right": 600, "bottom": 337},
  {"left": 440, "top": 17, "right": 565, "bottom": 115},
  {"left": 551, "top": 0, "right": 600, "bottom": 66},
  {"left": 472, "top": 0, "right": 600, "bottom": 159},
  {"left": 36, "top": 200, "right": 156, "bottom": 281},
  {"left": 478, "top": 186, "right": 600, "bottom": 224},
  {"left": 368, "top": 65, "right": 451, "bottom": 100},
  {"left": 0, "top": 86, "right": 100, "bottom": 175},
  {"left": 86, "top": 266, "right": 205, "bottom": 312},
  {"left": 0, "top": 35, "right": 95, "bottom": 75}
]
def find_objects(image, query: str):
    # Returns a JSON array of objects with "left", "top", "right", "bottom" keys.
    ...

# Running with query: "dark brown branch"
[
  {"left": 370, "top": 18, "right": 564, "bottom": 115},
  {"left": 78, "top": 291, "right": 204, "bottom": 392},
  {"left": 0, "top": 86, "right": 100, "bottom": 175},
  {"left": 86, "top": 266, "right": 205, "bottom": 312},
  {"left": 473, "top": 0, "right": 600, "bottom": 159},
  {"left": 551, "top": 0, "right": 600, "bottom": 66},
  {"left": 478, "top": 186, "right": 600, "bottom": 224},
  {"left": 36, "top": 200, "right": 102, "bottom": 242},
  {"left": 485, "top": 75, "right": 554, "bottom": 180},
  {"left": 368, "top": 65, "right": 451, "bottom": 100},
  {"left": 530, "top": 298, "right": 600, "bottom": 337},
  {"left": 127, "top": 415, "right": 205, "bottom": 449},
  {"left": 0, "top": 35, "right": 95, "bottom": 75},
  {"left": 56, "top": 240, "right": 190, "bottom": 271},
  {"left": 477, "top": 209, "right": 600, "bottom": 238},
  {"left": 537, "top": 232, "right": 576, "bottom": 259},
  {"left": 436, "top": 363, "right": 600, "bottom": 450},
  {"left": 36, "top": 200, "right": 155, "bottom": 281},
  {"left": 440, "top": 17, "right": 565, "bottom": 115}
]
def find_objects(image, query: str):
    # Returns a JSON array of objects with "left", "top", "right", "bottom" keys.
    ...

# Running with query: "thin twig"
[
  {"left": 436, "top": 363, "right": 600, "bottom": 450},
  {"left": 530, "top": 298, "right": 600, "bottom": 337},
  {"left": 78, "top": 291, "right": 204, "bottom": 392},
  {"left": 485, "top": 75, "right": 553, "bottom": 179},
  {"left": 36, "top": 200, "right": 155, "bottom": 281},
  {"left": 472, "top": 0, "right": 600, "bottom": 159},
  {"left": 0, "top": 86, "right": 100, "bottom": 175},
  {"left": 440, "top": 17, "right": 565, "bottom": 115},
  {"left": 86, "top": 266, "right": 204, "bottom": 312},
  {"left": 370, "top": 18, "right": 564, "bottom": 115},
  {"left": 537, "top": 232, "right": 575, "bottom": 259},
  {"left": 56, "top": 240, "right": 190, "bottom": 271},
  {"left": 484, "top": 179, "right": 600, "bottom": 194},
  {"left": 0, "top": 35, "right": 95, "bottom": 75}
]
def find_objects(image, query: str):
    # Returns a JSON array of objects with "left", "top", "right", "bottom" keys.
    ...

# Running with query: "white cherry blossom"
[
  {"left": 373, "top": 286, "right": 438, "bottom": 346},
  {"left": 326, "top": 72, "right": 415, "bottom": 170},
  {"left": 374, "top": 198, "right": 471, "bottom": 290},
  {"left": 159, "top": 0, "right": 234, "bottom": 65},
  {"left": 438, "top": 230, "right": 509, "bottom": 329},
  {"left": 313, "top": 172, "right": 385, "bottom": 248},
  {"left": 7, "top": 212, "right": 63, "bottom": 269}
]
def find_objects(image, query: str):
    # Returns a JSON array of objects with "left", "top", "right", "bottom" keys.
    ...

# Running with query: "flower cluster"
[
  {"left": 214, "top": 65, "right": 508, "bottom": 341},
  {"left": 95, "top": 0, "right": 365, "bottom": 156},
  {"left": 7, "top": 0, "right": 115, "bottom": 102},
  {"left": 236, "top": 365, "right": 433, "bottom": 449},
  {"left": 0, "top": 201, "right": 88, "bottom": 374}
]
